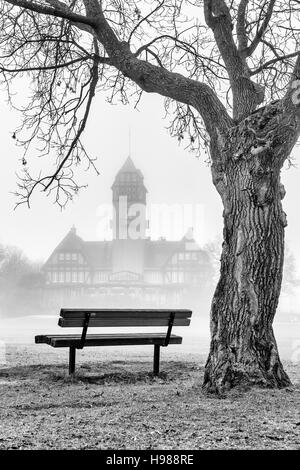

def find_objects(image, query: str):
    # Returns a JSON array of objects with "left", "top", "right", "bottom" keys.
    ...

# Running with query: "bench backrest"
[{"left": 59, "top": 309, "right": 192, "bottom": 328}]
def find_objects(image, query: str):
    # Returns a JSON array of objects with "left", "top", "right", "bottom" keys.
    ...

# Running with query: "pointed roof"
[
  {"left": 182, "top": 228, "right": 195, "bottom": 242},
  {"left": 119, "top": 156, "right": 137, "bottom": 173},
  {"left": 115, "top": 156, "right": 144, "bottom": 179},
  {"left": 56, "top": 226, "right": 84, "bottom": 252}
]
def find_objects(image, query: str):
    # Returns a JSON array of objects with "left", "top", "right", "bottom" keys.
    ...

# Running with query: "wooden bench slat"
[
  {"left": 36, "top": 333, "right": 180, "bottom": 341},
  {"left": 60, "top": 312, "right": 191, "bottom": 319},
  {"left": 37, "top": 333, "right": 179, "bottom": 338},
  {"left": 35, "top": 333, "right": 183, "bottom": 348},
  {"left": 60, "top": 308, "right": 192, "bottom": 316},
  {"left": 60, "top": 309, "right": 192, "bottom": 320},
  {"left": 58, "top": 317, "right": 191, "bottom": 327}
]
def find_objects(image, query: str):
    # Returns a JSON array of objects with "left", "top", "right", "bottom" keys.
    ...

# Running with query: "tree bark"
[{"left": 203, "top": 102, "right": 299, "bottom": 394}]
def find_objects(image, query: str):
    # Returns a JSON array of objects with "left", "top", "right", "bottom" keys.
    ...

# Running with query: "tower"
[{"left": 111, "top": 157, "right": 147, "bottom": 240}]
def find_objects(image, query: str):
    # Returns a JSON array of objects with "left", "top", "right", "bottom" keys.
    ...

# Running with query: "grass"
[{"left": 0, "top": 344, "right": 300, "bottom": 450}]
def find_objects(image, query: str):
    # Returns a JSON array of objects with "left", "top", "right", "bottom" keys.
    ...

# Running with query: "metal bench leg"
[
  {"left": 69, "top": 346, "right": 76, "bottom": 375},
  {"left": 153, "top": 345, "right": 160, "bottom": 376}
]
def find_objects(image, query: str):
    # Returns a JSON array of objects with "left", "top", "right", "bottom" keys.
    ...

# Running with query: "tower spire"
[{"left": 128, "top": 127, "right": 131, "bottom": 157}]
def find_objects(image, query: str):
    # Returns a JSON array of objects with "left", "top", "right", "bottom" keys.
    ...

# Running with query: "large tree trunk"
[{"left": 203, "top": 103, "right": 297, "bottom": 394}]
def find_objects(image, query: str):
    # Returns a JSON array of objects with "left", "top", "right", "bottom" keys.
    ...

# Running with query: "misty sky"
[{"left": 0, "top": 88, "right": 300, "bottom": 272}]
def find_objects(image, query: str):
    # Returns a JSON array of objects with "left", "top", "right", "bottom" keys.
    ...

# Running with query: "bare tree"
[
  {"left": 0, "top": 245, "right": 45, "bottom": 316},
  {"left": 1, "top": 0, "right": 300, "bottom": 393}
]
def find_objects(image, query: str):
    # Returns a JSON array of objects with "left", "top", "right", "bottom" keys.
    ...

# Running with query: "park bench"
[{"left": 35, "top": 308, "right": 192, "bottom": 376}]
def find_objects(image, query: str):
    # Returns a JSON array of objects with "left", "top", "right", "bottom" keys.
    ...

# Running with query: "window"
[
  {"left": 171, "top": 271, "right": 184, "bottom": 283},
  {"left": 178, "top": 253, "right": 184, "bottom": 260},
  {"left": 59, "top": 272, "right": 64, "bottom": 283},
  {"left": 78, "top": 272, "right": 84, "bottom": 283},
  {"left": 96, "top": 271, "right": 106, "bottom": 282},
  {"left": 65, "top": 272, "right": 71, "bottom": 283},
  {"left": 72, "top": 271, "right": 77, "bottom": 283},
  {"left": 58, "top": 252, "right": 78, "bottom": 262}
]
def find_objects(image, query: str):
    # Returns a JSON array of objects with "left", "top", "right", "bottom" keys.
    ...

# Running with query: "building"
[{"left": 42, "top": 157, "right": 213, "bottom": 309}]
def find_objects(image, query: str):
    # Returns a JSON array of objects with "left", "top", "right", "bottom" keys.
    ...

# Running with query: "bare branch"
[
  {"left": 0, "top": 56, "right": 87, "bottom": 73},
  {"left": 244, "top": 0, "right": 276, "bottom": 57},
  {"left": 128, "top": 0, "right": 165, "bottom": 44},
  {"left": 204, "top": 0, "right": 216, "bottom": 29},
  {"left": 250, "top": 50, "right": 300, "bottom": 76},
  {"left": 4, "top": 0, "right": 96, "bottom": 26},
  {"left": 43, "top": 51, "right": 99, "bottom": 192},
  {"left": 236, "top": 0, "right": 249, "bottom": 51}
]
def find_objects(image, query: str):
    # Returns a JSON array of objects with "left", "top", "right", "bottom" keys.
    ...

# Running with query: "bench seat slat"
[{"left": 35, "top": 333, "right": 183, "bottom": 348}]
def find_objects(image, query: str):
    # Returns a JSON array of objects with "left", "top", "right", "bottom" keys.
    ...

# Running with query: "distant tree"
[
  {"left": 0, "top": 245, "right": 45, "bottom": 316},
  {"left": 0, "top": 245, "right": 5, "bottom": 268},
  {"left": 1, "top": 0, "right": 300, "bottom": 392},
  {"left": 281, "top": 245, "right": 300, "bottom": 296},
  {"left": 0, "top": 245, "right": 30, "bottom": 286},
  {"left": 203, "top": 237, "right": 222, "bottom": 284}
]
